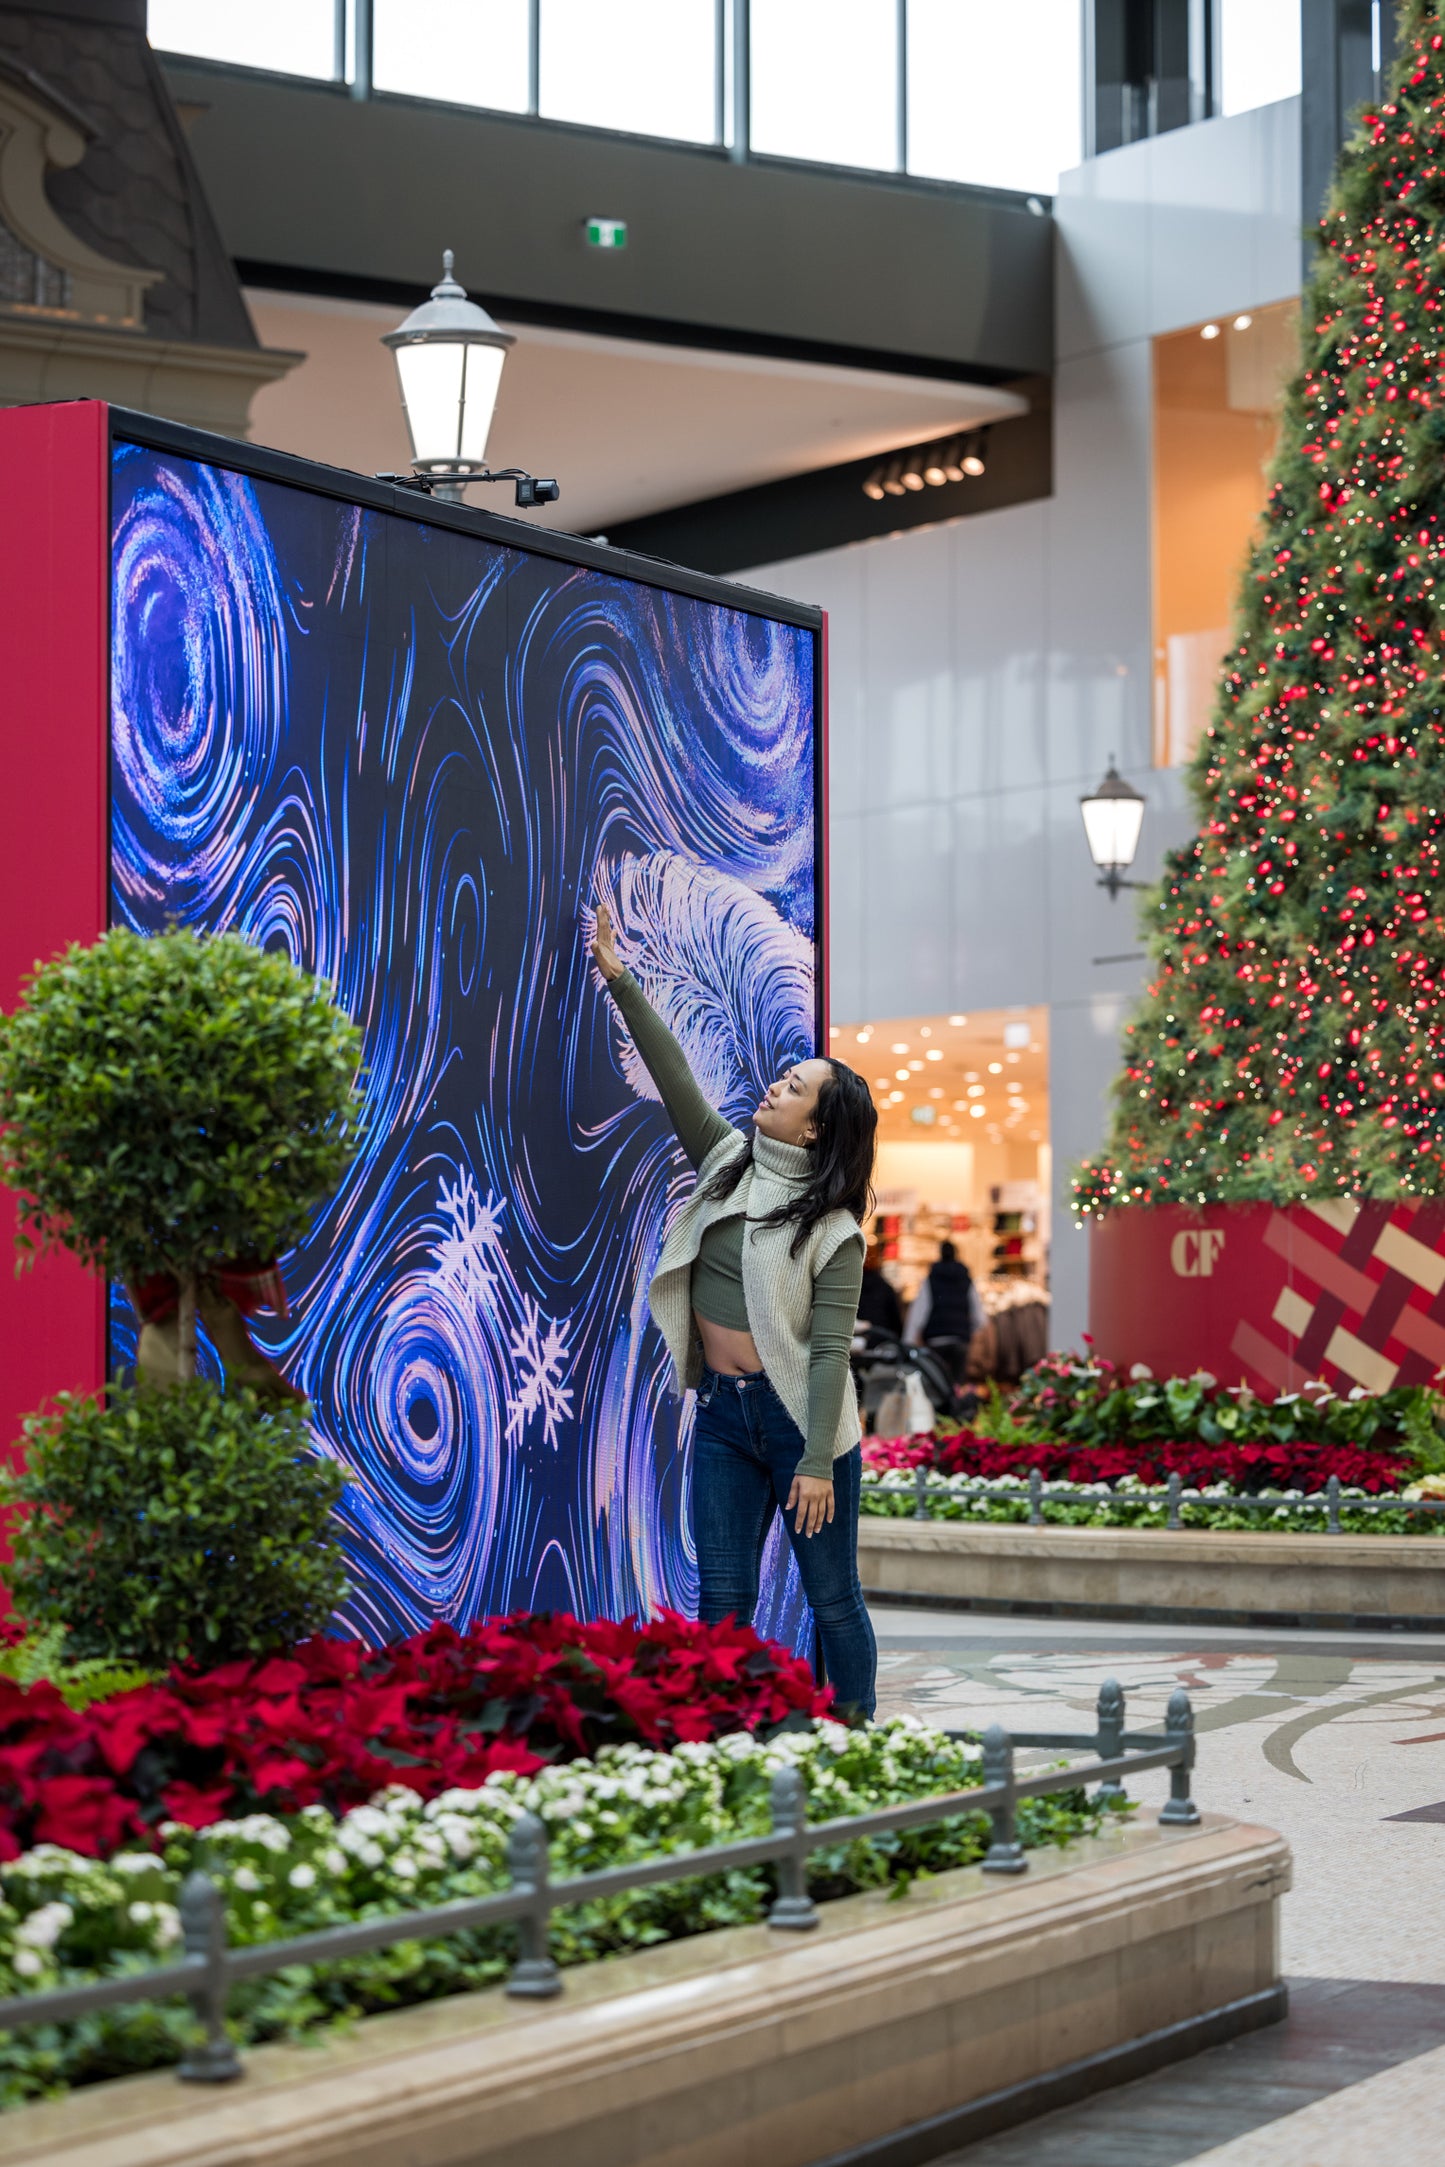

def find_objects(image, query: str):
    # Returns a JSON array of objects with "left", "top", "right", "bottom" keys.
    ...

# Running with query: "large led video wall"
[{"left": 107, "top": 442, "right": 820, "bottom": 1646}]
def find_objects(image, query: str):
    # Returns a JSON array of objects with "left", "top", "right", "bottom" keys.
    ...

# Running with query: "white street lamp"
[
  {"left": 382, "top": 252, "right": 558, "bottom": 508},
  {"left": 384, "top": 252, "right": 512, "bottom": 495},
  {"left": 1080, "top": 759, "right": 1146, "bottom": 897}
]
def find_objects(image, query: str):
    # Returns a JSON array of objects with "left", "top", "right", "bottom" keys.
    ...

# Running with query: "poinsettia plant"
[{"left": 0, "top": 1611, "right": 829, "bottom": 1859}]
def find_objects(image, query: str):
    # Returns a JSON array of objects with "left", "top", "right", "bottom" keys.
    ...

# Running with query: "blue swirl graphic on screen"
[{"left": 108, "top": 448, "right": 818, "bottom": 1651}]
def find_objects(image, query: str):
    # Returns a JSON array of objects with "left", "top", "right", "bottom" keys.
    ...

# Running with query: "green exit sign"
[{"left": 584, "top": 217, "right": 628, "bottom": 250}]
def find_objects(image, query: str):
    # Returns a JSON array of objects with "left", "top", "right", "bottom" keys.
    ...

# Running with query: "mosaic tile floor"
[{"left": 867, "top": 1608, "right": 1445, "bottom": 2163}]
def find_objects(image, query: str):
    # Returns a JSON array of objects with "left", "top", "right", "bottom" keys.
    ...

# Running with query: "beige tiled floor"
[
  {"left": 869, "top": 1609, "right": 1445, "bottom": 2162},
  {"left": 874, "top": 1618, "right": 1445, "bottom": 1981}
]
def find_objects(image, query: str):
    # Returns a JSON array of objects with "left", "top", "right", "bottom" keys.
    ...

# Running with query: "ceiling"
[
  {"left": 243, "top": 289, "right": 1027, "bottom": 535},
  {"left": 830, "top": 1006, "right": 1049, "bottom": 1150}
]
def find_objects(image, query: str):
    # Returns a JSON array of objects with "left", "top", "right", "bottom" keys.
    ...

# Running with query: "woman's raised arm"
[{"left": 591, "top": 901, "right": 734, "bottom": 1170}]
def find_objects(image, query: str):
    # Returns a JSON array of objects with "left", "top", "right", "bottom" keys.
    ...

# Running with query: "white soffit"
[{"left": 244, "top": 289, "right": 1028, "bottom": 534}]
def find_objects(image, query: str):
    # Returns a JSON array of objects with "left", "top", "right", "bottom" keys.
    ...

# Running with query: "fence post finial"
[
  {"left": 768, "top": 1762, "right": 819, "bottom": 1929},
  {"left": 1326, "top": 1472, "right": 1342, "bottom": 1534},
  {"left": 505, "top": 1811, "right": 563, "bottom": 1997},
  {"left": 177, "top": 1871, "right": 242, "bottom": 2084},
  {"left": 913, "top": 1461, "right": 931, "bottom": 1520},
  {"left": 1028, "top": 1467, "right": 1044, "bottom": 1526},
  {"left": 1094, "top": 1676, "right": 1126, "bottom": 1803},
  {"left": 1166, "top": 1469, "right": 1183, "bottom": 1529},
  {"left": 1159, "top": 1687, "right": 1202, "bottom": 1826},
  {"left": 981, "top": 1724, "right": 1028, "bottom": 1874}
]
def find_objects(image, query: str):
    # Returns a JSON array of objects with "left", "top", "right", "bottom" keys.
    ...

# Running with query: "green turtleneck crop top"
[{"left": 608, "top": 971, "right": 862, "bottom": 1480}]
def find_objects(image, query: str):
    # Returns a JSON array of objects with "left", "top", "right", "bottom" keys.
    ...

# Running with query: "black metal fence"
[
  {"left": 0, "top": 1681, "right": 1198, "bottom": 2086},
  {"left": 887, "top": 1464, "right": 1445, "bottom": 1534}
]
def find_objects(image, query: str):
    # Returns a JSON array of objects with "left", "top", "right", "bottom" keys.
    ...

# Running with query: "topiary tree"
[
  {"left": 3, "top": 1386, "right": 350, "bottom": 1667},
  {"left": 0, "top": 927, "right": 362, "bottom": 1384},
  {"left": 1076, "top": 0, "right": 1445, "bottom": 1218}
]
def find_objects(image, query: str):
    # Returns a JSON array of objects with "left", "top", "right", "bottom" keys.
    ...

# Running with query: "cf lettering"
[{"left": 1170, "top": 1228, "right": 1225, "bottom": 1279}]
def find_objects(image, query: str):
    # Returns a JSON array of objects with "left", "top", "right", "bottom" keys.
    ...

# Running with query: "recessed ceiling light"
[
  {"left": 926, "top": 1049, "right": 943, "bottom": 1062},
  {"left": 1201, "top": 321, "right": 1221, "bottom": 340},
  {"left": 969, "top": 1105, "right": 985, "bottom": 1119},
  {"left": 929, "top": 1086, "right": 944, "bottom": 1098},
  {"left": 967, "top": 1084, "right": 984, "bottom": 1097},
  {"left": 1233, "top": 312, "right": 1253, "bottom": 330},
  {"left": 855, "top": 1027, "right": 872, "bottom": 1044},
  {"left": 964, "top": 1070, "right": 979, "bottom": 1082},
  {"left": 949, "top": 1014, "right": 967, "bottom": 1026},
  {"left": 891, "top": 1042, "right": 909, "bottom": 1054},
  {"left": 895, "top": 1068, "right": 910, "bottom": 1082},
  {"left": 908, "top": 1059, "right": 924, "bottom": 1072},
  {"left": 919, "top": 1026, "right": 932, "bottom": 1039}
]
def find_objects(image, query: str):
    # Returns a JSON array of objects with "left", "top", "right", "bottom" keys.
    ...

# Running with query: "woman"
[{"left": 590, "top": 903, "right": 878, "bottom": 1720}]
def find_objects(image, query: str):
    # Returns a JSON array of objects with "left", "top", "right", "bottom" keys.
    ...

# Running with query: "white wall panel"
[
  {"left": 860, "top": 529, "right": 956, "bottom": 811},
  {"left": 952, "top": 787, "right": 1049, "bottom": 1011},
  {"left": 857, "top": 798, "right": 955, "bottom": 1022},
  {"left": 1046, "top": 343, "right": 1153, "bottom": 788},
  {"left": 952, "top": 502, "right": 1049, "bottom": 798}
]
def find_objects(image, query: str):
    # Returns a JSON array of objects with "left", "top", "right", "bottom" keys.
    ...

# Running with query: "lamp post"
[
  {"left": 1079, "top": 759, "right": 1146, "bottom": 897},
  {"left": 382, "top": 252, "right": 558, "bottom": 510}
]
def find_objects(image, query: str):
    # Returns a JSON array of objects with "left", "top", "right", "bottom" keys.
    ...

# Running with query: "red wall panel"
[{"left": 0, "top": 402, "right": 109, "bottom": 1458}]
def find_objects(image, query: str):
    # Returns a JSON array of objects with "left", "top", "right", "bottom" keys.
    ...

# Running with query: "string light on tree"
[{"left": 1076, "top": 0, "right": 1445, "bottom": 1219}]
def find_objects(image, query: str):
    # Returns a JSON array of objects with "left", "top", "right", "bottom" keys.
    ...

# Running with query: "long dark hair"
[{"left": 701, "top": 1059, "right": 878, "bottom": 1257}]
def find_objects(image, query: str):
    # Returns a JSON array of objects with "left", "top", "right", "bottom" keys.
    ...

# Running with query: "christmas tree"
[{"left": 1077, "top": 0, "right": 1445, "bottom": 1218}]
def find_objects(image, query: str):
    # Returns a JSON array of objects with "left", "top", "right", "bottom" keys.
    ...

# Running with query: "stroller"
[{"left": 853, "top": 1332, "right": 974, "bottom": 1434}]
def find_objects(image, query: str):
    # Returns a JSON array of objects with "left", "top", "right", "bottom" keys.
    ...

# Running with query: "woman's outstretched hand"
[
  {"left": 786, "top": 1473, "right": 835, "bottom": 1539},
  {"left": 591, "top": 901, "right": 624, "bottom": 984}
]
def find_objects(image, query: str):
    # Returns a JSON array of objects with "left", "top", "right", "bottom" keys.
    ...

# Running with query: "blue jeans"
[{"left": 691, "top": 1366, "right": 877, "bottom": 1720}]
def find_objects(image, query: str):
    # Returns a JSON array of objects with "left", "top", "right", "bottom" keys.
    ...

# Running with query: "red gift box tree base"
[{"left": 1089, "top": 1201, "right": 1445, "bottom": 1396}]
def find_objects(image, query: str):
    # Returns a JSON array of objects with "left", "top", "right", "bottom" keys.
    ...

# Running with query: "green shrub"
[
  {"left": 0, "top": 927, "right": 362, "bottom": 1374},
  {"left": 2, "top": 1385, "right": 349, "bottom": 1667}
]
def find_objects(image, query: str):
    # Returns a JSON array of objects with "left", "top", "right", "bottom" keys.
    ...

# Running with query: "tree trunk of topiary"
[{"left": 176, "top": 1271, "right": 198, "bottom": 1383}]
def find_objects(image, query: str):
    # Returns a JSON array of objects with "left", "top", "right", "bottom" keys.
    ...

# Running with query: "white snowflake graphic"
[
  {"left": 433, "top": 1170, "right": 503, "bottom": 1308},
  {"left": 430, "top": 1167, "right": 574, "bottom": 1452},
  {"left": 506, "top": 1296, "right": 574, "bottom": 1450}
]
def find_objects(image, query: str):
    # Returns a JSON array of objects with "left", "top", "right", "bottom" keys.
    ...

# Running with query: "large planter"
[
  {"left": 1088, "top": 1199, "right": 1445, "bottom": 1394},
  {"left": 0, "top": 1817, "right": 1287, "bottom": 2167},
  {"left": 858, "top": 1519, "right": 1445, "bottom": 1630}
]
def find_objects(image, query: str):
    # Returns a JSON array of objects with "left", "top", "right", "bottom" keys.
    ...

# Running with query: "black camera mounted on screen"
[{"left": 376, "top": 468, "right": 560, "bottom": 510}]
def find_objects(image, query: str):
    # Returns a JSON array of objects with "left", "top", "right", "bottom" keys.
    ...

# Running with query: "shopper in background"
[
  {"left": 856, "top": 1240, "right": 904, "bottom": 1343},
  {"left": 905, "top": 1239, "right": 984, "bottom": 1384}
]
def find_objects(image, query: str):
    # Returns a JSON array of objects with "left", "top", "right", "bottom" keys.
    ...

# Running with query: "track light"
[
  {"left": 861, "top": 427, "right": 994, "bottom": 501},
  {"left": 961, "top": 429, "right": 989, "bottom": 478}
]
